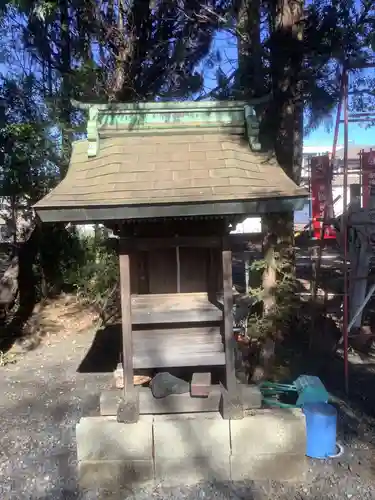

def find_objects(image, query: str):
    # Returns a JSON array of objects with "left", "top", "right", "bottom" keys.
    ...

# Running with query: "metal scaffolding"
[{"left": 317, "top": 61, "right": 375, "bottom": 394}]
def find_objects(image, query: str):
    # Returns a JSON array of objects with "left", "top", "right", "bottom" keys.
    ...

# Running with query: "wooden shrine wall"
[
  {"left": 148, "top": 249, "right": 177, "bottom": 294},
  {"left": 129, "top": 247, "right": 223, "bottom": 295}
]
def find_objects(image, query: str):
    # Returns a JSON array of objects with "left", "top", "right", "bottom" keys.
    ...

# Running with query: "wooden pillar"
[
  {"left": 220, "top": 237, "right": 243, "bottom": 419},
  {"left": 208, "top": 248, "right": 217, "bottom": 297},
  {"left": 117, "top": 239, "right": 139, "bottom": 423}
]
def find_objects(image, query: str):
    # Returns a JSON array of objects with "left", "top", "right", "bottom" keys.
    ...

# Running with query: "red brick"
[
  {"left": 136, "top": 171, "right": 173, "bottom": 182},
  {"left": 191, "top": 372, "right": 211, "bottom": 397}
]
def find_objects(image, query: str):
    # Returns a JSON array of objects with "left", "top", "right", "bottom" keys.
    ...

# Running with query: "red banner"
[
  {"left": 310, "top": 155, "right": 335, "bottom": 239},
  {"left": 362, "top": 149, "right": 375, "bottom": 208}
]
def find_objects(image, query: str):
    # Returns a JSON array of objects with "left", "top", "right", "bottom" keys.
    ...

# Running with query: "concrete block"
[
  {"left": 240, "top": 384, "right": 262, "bottom": 409},
  {"left": 154, "top": 413, "right": 231, "bottom": 483},
  {"left": 78, "top": 459, "right": 154, "bottom": 491},
  {"left": 230, "top": 453, "right": 308, "bottom": 482},
  {"left": 230, "top": 408, "right": 306, "bottom": 456},
  {"left": 153, "top": 412, "right": 230, "bottom": 459},
  {"left": 155, "top": 456, "right": 231, "bottom": 485},
  {"left": 76, "top": 416, "right": 153, "bottom": 462}
]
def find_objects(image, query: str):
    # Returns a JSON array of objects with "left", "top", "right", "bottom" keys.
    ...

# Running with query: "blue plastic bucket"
[{"left": 303, "top": 402, "right": 337, "bottom": 459}]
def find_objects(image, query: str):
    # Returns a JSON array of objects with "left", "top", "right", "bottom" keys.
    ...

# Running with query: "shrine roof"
[{"left": 34, "top": 101, "right": 307, "bottom": 223}]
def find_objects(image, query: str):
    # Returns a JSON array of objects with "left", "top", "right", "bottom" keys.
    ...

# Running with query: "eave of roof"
[
  {"left": 34, "top": 100, "right": 307, "bottom": 223},
  {"left": 36, "top": 196, "right": 307, "bottom": 224}
]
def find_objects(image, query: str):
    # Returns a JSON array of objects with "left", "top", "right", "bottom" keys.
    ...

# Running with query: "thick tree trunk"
[
  {"left": 237, "top": 0, "right": 304, "bottom": 258},
  {"left": 237, "top": 0, "right": 263, "bottom": 98},
  {"left": 111, "top": 0, "right": 127, "bottom": 99},
  {"left": 242, "top": 0, "right": 304, "bottom": 381},
  {"left": 268, "top": 0, "right": 304, "bottom": 183},
  {"left": 262, "top": 0, "right": 304, "bottom": 255},
  {"left": 59, "top": 0, "right": 73, "bottom": 177},
  {"left": 110, "top": 0, "right": 151, "bottom": 102}
]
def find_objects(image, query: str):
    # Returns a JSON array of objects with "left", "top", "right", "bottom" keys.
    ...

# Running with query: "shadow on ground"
[
  {"left": 32, "top": 481, "right": 262, "bottom": 500},
  {"left": 78, "top": 324, "right": 121, "bottom": 373}
]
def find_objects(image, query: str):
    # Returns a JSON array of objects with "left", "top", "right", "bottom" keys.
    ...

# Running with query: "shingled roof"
[{"left": 34, "top": 101, "right": 307, "bottom": 223}]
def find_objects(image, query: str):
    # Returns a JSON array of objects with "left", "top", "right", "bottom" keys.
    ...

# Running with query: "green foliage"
[
  {"left": 62, "top": 228, "right": 119, "bottom": 321},
  {"left": 34, "top": 225, "right": 85, "bottom": 296},
  {"left": 30, "top": 225, "right": 119, "bottom": 322},
  {"left": 0, "top": 75, "right": 59, "bottom": 215},
  {"left": 247, "top": 254, "right": 302, "bottom": 339},
  {"left": 1, "top": 0, "right": 219, "bottom": 104}
]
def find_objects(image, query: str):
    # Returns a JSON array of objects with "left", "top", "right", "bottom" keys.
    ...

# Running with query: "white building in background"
[
  {"left": 231, "top": 142, "right": 374, "bottom": 234},
  {"left": 230, "top": 217, "right": 262, "bottom": 234}
]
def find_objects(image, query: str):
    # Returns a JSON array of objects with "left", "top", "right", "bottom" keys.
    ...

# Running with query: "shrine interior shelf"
[{"left": 131, "top": 292, "right": 225, "bottom": 368}]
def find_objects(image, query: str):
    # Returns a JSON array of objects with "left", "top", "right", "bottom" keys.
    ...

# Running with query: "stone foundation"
[{"left": 77, "top": 409, "right": 307, "bottom": 491}]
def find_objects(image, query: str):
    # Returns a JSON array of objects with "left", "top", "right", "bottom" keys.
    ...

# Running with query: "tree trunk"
[
  {"left": 262, "top": 0, "right": 304, "bottom": 256},
  {"left": 11, "top": 194, "right": 17, "bottom": 246},
  {"left": 238, "top": 0, "right": 304, "bottom": 379},
  {"left": 236, "top": 0, "right": 263, "bottom": 98},
  {"left": 111, "top": 0, "right": 151, "bottom": 102},
  {"left": 111, "top": 0, "right": 127, "bottom": 99},
  {"left": 59, "top": 0, "right": 73, "bottom": 177},
  {"left": 268, "top": 0, "right": 304, "bottom": 181},
  {"left": 262, "top": 233, "right": 277, "bottom": 316}
]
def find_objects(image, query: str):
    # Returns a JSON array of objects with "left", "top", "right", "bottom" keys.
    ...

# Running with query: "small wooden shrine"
[{"left": 34, "top": 101, "right": 306, "bottom": 422}]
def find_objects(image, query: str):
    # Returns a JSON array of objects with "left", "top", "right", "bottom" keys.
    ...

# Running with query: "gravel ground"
[{"left": 1, "top": 330, "right": 375, "bottom": 499}]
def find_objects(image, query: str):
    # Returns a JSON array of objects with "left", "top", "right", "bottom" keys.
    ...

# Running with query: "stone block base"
[
  {"left": 156, "top": 457, "right": 230, "bottom": 486},
  {"left": 78, "top": 459, "right": 154, "bottom": 490},
  {"left": 230, "top": 408, "right": 307, "bottom": 482},
  {"left": 76, "top": 415, "right": 153, "bottom": 462},
  {"left": 76, "top": 409, "right": 307, "bottom": 491},
  {"left": 153, "top": 413, "right": 230, "bottom": 458},
  {"left": 153, "top": 413, "right": 230, "bottom": 485},
  {"left": 232, "top": 408, "right": 307, "bottom": 456}
]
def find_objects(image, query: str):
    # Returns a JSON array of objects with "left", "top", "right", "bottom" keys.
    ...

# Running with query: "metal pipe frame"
[
  {"left": 342, "top": 69, "right": 349, "bottom": 395},
  {"left": 312, "top": 59, "right": 375, "bottom": 395}
]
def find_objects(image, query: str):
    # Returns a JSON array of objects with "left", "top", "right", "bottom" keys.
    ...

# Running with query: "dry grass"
[
  {"left": 0, "top": 350, "right": 19, "bottom": 366},
  {"left": 14, "top": 294, "right": 99, "bottom": 351}
]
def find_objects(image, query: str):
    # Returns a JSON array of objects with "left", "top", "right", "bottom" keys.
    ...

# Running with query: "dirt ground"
[{"left": 1, "top": 296, "right": 375, "bottom": 499}]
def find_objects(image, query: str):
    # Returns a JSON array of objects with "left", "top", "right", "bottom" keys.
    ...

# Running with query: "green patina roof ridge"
[{"left": 73, "top": 99, "right": 261, "bottom": 157}]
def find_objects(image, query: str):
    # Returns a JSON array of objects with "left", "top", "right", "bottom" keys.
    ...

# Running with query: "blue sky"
[
  {"left": 305, "top": 123, "right": 374, "bottom": 147},
  {"left": 206, "top": 31, "right": 375, "bottom": 148}
]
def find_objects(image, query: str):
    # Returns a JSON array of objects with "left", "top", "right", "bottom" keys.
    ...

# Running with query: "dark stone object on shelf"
[{"left": 150, "top": 372, "right": 190, "bottom": 399}]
